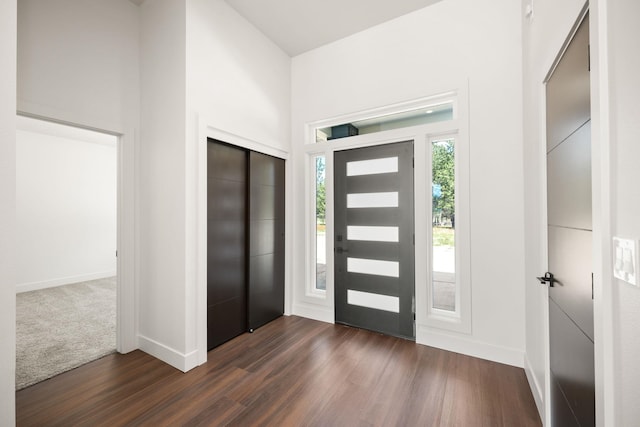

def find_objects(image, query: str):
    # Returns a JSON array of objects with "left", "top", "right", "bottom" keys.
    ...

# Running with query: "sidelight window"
[
  {"left": 314, "top": 156, "right": 326, "bottom": 292},
  {"left": 424, "top": 130, "right": 470, "bottom": 335},
  {"left": 431, "top": 138, "right": 456, "bottom": 312}
]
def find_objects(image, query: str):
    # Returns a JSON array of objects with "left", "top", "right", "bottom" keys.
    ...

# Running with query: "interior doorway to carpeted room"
[{"left": 15, "top": 115, "right": 118, "bottom": 390}]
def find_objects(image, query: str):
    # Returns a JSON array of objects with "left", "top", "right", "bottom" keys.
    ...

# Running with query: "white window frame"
[
  {"left": 302, "top": 87, "right": 471, "bottom": 336},
  {"left": 306, "top": 151, "right": 329, "bottom": 298},
  {"left": 420, "top": 132, "right": 472, "bottom": 334}
]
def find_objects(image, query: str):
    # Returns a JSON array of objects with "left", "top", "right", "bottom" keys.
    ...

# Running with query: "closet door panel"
[
  {"left": 207, "top": 249, "right": 244, "bottom": 305},
  {"left": 207, "top": 141, "right": 285, "bottom": 348},
  {"left": 207, "top": 179, "right": 245, "bottom": 220},
  {"left": 250, "top": 186, "right": 275, "bottom": 220},
  {"left": 207, "top": 140, "right": 247, "bottom": 350},
  {"left": 248, "top": 152, "right": 285, "bottom": 330}
]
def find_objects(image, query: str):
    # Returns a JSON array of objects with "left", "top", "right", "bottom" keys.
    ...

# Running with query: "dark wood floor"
[{"left": 17, "top": 316, "right": 541, "bottom": 426}]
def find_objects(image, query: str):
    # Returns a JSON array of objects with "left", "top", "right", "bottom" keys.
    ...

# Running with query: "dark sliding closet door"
[
  {"left": 207, "top": 140, "right": 285, "bottom": 350},
  {"left": 207, "top": 141, "right": 247, "bottom": 350},
  {"left": 248, "top": 152, "right": 285, "bottom": 331}
]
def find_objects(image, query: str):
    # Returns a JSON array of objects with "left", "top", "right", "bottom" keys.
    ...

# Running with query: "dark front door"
[
  {"left": 544, "top": 13, "right": 594, "bottom": 427},
  {"left": 334, "top": 141, "right": 415, "bottom": 340},
  {"left": 207, "top": 140, "right": 247, "bottom": 350}
]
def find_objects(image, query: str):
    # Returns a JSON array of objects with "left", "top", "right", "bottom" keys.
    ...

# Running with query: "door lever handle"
[
  {"left": 537, "top": 272, "right": 555, "bottom": 287},
  {"left": 335, "top": 247, "right": 349, "bottom": 254}
]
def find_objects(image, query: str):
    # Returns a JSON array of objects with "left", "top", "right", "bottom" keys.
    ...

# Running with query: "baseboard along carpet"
[{"left": 16, "top": 277, "right": 116, "bottom": 390}]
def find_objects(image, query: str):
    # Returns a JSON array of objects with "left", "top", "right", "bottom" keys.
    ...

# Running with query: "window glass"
[
  {"left": 315, "top": 102, "right": 454, "bottom": 142},
  {"left": 432, "top": 138, "right": 456, "bottom": 311},
  {"left": 315, "top": 156, "right": 326, "bottom": 291}
]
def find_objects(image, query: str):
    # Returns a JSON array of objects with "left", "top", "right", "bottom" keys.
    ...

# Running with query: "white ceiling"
[{"left": 224, "top": 0, "right": 444, "bottom": 56}]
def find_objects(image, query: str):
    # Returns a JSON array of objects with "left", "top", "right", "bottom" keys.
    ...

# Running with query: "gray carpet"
[{"left": 16, "top": 277, "right": 116, "bottom": 390}]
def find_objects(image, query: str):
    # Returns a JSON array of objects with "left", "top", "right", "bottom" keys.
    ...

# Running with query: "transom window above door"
[{"left": 314, "top": 101, "right": 454, "bottom": 143}]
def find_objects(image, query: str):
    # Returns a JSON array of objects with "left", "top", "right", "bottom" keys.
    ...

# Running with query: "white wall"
[
  {"left": 15, "top": 0, "right": 292, "bottom": 372},
  {"left": 607, "top": 0, "right": 640, "bottom": 424},
  {"left": 292, "top": 0, "right": 526, "bottom": 366},
  {"left": 135, "top": 0, "right": 293, "bottom": 370},
  {"left": 138, "top": 0, "right": 190, "bottom": 369},
  {"left": 186, "top": 0, "right": 291, "bottom": 364},
  {"left": 0, "top": 1, "right": 16, "bottom": 423},
  {"left": 521, "top": 0, "right": 587, "bottom": 420},
  {"left": 17, "top": 0, "right": 140, "bottom": 353},
  {"left": 186, "top": 0, "right": 291, "bottom": 152},
  {"left": 16, "top": 118, "right": 117, "bottom": 293},
  {"left": 17, "top": 0, "right": 140, "bottom": 133}
]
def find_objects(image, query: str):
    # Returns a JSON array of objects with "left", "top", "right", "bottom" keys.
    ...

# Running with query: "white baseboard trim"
[
  {"left": 525, "top": 354, "right": 545, "bottom": 422},
  {"left": 16, "top": 270, "right": 117, "bottom": 293},
  {"left": 292, "top": 302, "right": 334, "bottom": 324},
  {"left": 183, "top": 349, "right": 200, "bottom": 371},
  {"left": 416, "top": 325, "right": 524, "bottom": 368},
  {"left": 138, "top": 334, "right": 200, "bottom": 372}
]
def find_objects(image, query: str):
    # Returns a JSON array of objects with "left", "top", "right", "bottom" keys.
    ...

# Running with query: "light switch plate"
[{"left": 613, "top": 237, "right": 638, "bottom": 286}]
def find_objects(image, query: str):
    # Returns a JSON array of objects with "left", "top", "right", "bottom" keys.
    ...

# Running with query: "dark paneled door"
[
  {"left": 334, "top": 141, "right": 415, "bottom": 340},
  {"left": 544, "top": 13, "right": 594, "bottom": 427},
  {"left": 207, "top": 140, "right": 247, "bottom": 350},
  {"left": 248, "top": 151, "right": 285, "bottom": 331},
  {"left": 207, "top": 140, "right": 285, "bottom": 350}
]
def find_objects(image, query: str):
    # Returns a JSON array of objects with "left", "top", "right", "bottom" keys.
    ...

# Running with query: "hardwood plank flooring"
[{"left": 16, "top": 316, "right": 541, "bottom": 426}]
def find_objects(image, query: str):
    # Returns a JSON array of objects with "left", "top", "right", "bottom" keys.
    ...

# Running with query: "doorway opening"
[{"left": 15, "top": 115, "right": 118, "bottom": 389}]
